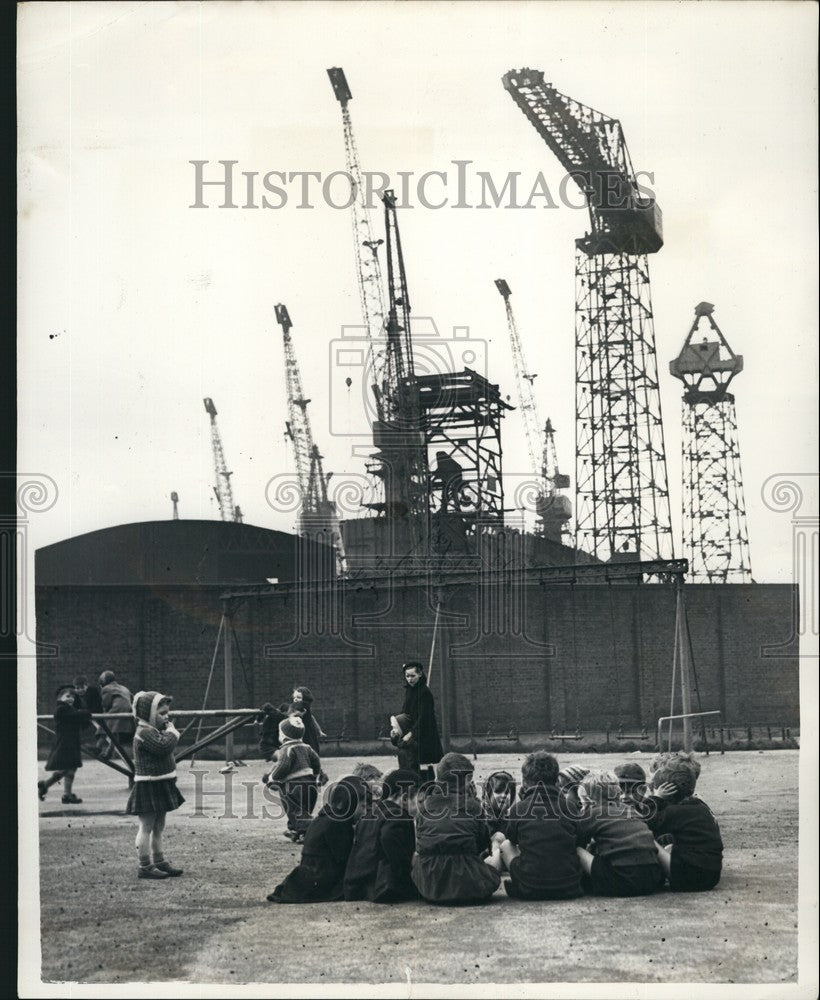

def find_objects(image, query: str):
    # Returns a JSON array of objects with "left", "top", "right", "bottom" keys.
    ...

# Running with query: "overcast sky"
[{"left": 18, "top": 1, "right": 818, "bottom": 583}]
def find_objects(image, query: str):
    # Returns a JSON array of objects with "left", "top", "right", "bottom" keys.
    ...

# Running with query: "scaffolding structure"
[
  {"left": 670, "top": 302, "right": 752, "bottom": 583},
  {"left": 416, "top": 368, "right": 512, "bottom": 554}
]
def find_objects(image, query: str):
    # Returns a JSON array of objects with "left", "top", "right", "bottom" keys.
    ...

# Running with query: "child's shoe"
[
  {"left": 282, "top": 829, "right": 298, "bottom": 841},
  {"left": 138, "top": 864, "right": 170, "bottom": 880},
  {"left": 37, "top": 781, "right": 47, "bottom": 801},
  {"left": 61, "top": 793, "right": 82, "bottom": 804},
  {"left": 154, "top": 860, "right": 183, "bottom": 877}
]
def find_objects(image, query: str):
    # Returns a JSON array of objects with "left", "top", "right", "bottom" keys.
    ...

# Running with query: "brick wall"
[{"left": 36, "top": 580, "right": 800, "bottom": 743}]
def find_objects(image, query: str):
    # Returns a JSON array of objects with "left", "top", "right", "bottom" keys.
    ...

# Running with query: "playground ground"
[{"left": 30, "top": 749, "right": 803, "bottom": 990}]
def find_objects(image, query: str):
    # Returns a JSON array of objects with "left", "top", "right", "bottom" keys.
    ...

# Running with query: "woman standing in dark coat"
[
  {"left": 400, "top": 662, "right": 443, "bottom": 781},
  {"left": 38, "top": 685, "right": 93, "bottom": 804}
]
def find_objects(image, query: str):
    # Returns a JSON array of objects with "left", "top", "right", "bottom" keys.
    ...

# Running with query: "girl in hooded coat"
[
  {"left": 126, "top": 691, "right": 185, "bottom": 880},
  {"left": 400, "top": 662, "right": 443, "bottom": 781}
]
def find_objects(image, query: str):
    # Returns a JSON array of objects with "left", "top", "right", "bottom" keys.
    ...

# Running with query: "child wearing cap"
[
  {"left": 38, "top": 685, "right": 93, "bottom": 805},
  {"left": 646, "top": 758, "right": 723, "bottom": 892},
  {"left": 485, "top": 752, "right": 583, "bottom": 901},
  {"left": 574, "top": 770, "right": 664, "bottom": 897},
  {"left": 344, "top": 769, "right": 420, "bottom": 903},
  {"left": 265, "top": 715, "right": 325, "bottom": 842},
  {"left": 412, "top": 752, "right": 501, "bottom": 904},
  {"left": 614, "top": 761, "right": 650, "bottom": 813},
  {"left": 126, "top": 690, "right": 186, "bottom": 880}
]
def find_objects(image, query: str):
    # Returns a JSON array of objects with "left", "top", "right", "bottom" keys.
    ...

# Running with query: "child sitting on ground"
[
  {"left": 481, "top": 770, "right": 516, "bottom": 838},
  {"left": 574, "top": 770, "right": 664, "bottom": 897},
  {"left": 646, "top": 757, "right": 723, "bottom": 892},
  {"left": 264, "top": 715, "right": 325, "bottom": 843},
  {"left": 351, "top": 762, "right": 384, "bottom": 801},
  {"left": 412, "top": 752, "right": 501, "bottom": 905},
  {"left": 485, "top": 751, "right": 583, "bottom": 901},
  {"left": 344, "top": 769, "right": 420, "bottom": 903},
  {"left": 267, "top": 776, "right": 368, "bottom": 903},
  {"left": 614, "top": 761, "right": 650, "bottom": 813}
]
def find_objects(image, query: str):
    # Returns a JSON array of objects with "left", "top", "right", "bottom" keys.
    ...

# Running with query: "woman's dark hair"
[{"left": 402, "top": 661, "right": 424, "bottom": 675}]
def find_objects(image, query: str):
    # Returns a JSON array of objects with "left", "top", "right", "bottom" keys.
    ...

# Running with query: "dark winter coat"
[
  {"left": 646, "top": 795, "right": 723, "bottom": 872},
  {"left": 259, "top": 707, "right": 287, "bottom": 760},
  {"left": 343, "top": 800, "right": 418, "bottom": 903},
  {"left": 46, "top": 701, "right": 93, "bottom": 771},
  {"left": 401, "top": 677, "right": 443, "bottom": 766},
  {"left": 76, "top": 685, "right": 103, "bottom": 715},
  {"left": 412, "top": 786, "right": 501, "bottom": 903},
  {"left": 100, "top": 681, "right": 134, "bottom": 737},
  {"left": 288, "top": 702, "right": 324, "bottom": 756},
  {"left": 575, "top": 799, "right": 662, "bottom": 869},
  {"left": 269, "top": 807, "right": 357, "bottom": 903},
  {"left": 389, "top": 731, "right": 419, "bottom": 773},
  {"left": 505, "top": 784, "right": 583, "bottom": 897}
]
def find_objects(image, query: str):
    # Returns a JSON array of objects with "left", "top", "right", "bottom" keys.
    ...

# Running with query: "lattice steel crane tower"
[
  {"left": 364, "top": 191, "right": 430, "bottom": 556},
  {"left": 495, "top": 278, "right": 571, "bottom": 540},
  {"left": 670, "top": 302, "right": 752, "bottom": 582},
  {"left": 203, "top": 397, "right": 240, "bottom": 523},
  {"left": 275, "top": 303, "right": 347, "bottom": 575},
  {"left": 327, "top": 67, "right": 389, "bottom": 427},
  {"left": 503, "top": 69, "right": 673, "bottom": 563}
]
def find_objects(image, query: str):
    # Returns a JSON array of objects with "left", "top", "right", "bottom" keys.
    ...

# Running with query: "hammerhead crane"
[
  {"left": 495, "top": 279, "right": 571, "bottom": 539},
  {"left": 503, "top": 69, "right": 673, "bottom": 563},
  {"left": 203, "top": 398, "right": 241, "bottom": 523},
  {"left": 275, "top": 303, "right": 347, "bottom": 575}
]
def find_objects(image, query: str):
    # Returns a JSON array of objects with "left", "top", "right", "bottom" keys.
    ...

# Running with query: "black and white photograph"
[{"left": 17, "top": 2, "right": 818, "bottom": 996}]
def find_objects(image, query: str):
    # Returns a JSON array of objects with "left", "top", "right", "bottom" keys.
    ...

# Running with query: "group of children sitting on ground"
[{"left": 264, "top": 714, "right": 723, "bottom": 905}]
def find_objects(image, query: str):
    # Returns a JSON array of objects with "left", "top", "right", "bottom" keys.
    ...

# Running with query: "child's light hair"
[
  {"left": 580, "top": 770, "right": 621, "bottom": 803},
  {"left": 352, "top": 762, "right": 383, "bottom": 784},
  {"left": 652, "top": 760, "right": 696, "bottom": 801}
]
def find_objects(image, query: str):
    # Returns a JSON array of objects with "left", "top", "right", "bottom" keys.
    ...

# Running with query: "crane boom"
[
  {"left": 275, "top": 303, "right": 348, "bottom": 575},
  {"left": 203, "top": 397, "right": 239, "bottom": 522},
  {"left": 327, "top": 67, "right": 388, "bottom": 422},
  {"left": 502, "top": 68, "right": 662, "bottom": 255},
  {"left": 494, "top": 279, "right": 542, "bottom": 486}
]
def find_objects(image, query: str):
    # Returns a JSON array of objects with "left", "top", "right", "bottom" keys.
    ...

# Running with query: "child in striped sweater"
[
  {"left": 126, "top": 691, "right": 185, "bottom": 880},
  {"left": 265, "top": 715, "right": 326, "bottom": 842}
]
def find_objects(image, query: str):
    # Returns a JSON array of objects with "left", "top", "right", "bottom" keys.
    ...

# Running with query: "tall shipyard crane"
[
  {"left": 203, "top": 397, "right": 241, "bottom": 522},
  {"left": 275, "top": 303, "right": 347, "bottom": 575},
  {"left": 495, "top": 279, "right": 571, "bottom": 540},
  {"left": 327, "top": 67, "right": 388, "bottom": 425},
  {"left": 670, "top": 302, "right": 752, "bottom": 582},
  {"left": 364, "top": 191, "right": 429, "bottom": 556},
  {"left": 503, "top": 69, "right": 673, "bottom": 564}
]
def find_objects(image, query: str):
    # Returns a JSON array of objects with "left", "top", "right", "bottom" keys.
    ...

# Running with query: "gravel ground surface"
[{"left": 34, "top": 749, "right": 799, "bottom": 987}]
